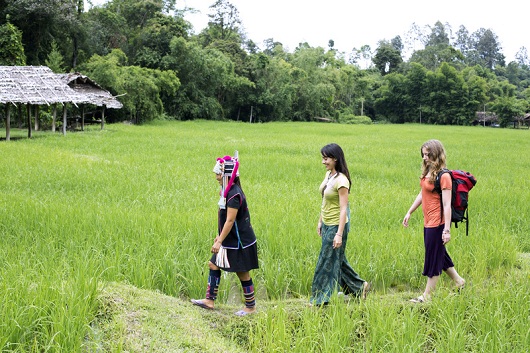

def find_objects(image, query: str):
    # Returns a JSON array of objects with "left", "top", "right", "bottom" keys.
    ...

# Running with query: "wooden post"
[
  {"left": 101, "top": 105, "right": 106, "bottom": 130},
  {"left": 5, "top": 104, "right": 10, "bottom": 141},
  {"left": 62, "top": 104, "right": 67, "bottom": 136},
  {"left": 17, "top": 104, "right": 22, "bottom": 128},
  {"left": 52, "top": 104, "right": 57, "bottom": 132},
  {"left": 34, "top": 105, "right": 40, "bottom": 131},
  {"left": 27, "top": 104, "right": 32, "bottom": 138},
  {"left": 81, "top": 105, "right": 85, "bottom": 131}
]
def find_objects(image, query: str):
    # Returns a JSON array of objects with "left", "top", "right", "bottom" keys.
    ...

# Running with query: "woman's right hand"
[
  {"left": 211, "top": 236, "right": 221, "bottom": 253},
  {"left": 402, "top": 213, "right": 411, "bottom": 227},
  {"left": 317, "top": 223, "right": 322, "bottom": 236}
]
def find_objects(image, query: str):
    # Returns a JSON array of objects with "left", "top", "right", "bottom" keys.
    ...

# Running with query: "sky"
[{"left": 90, "top": 0, "right": 528, "bottom": 63}]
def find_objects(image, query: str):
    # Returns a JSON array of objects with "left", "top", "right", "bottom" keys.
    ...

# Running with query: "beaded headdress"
[{"left": 213, "top": 151, "right": 239, "bottom": 208}]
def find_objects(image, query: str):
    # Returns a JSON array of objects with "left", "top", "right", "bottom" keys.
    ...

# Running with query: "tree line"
[{"left": 1, "top": 0, "right": 529, "bottom": 127}]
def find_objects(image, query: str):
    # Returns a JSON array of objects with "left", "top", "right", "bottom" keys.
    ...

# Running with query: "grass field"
[{"left": 0, "top": 121, "right": 528, "bottom": 352}]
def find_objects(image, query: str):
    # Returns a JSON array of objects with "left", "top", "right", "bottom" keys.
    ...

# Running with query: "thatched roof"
[
  {"left": 0, "top": 66, "right": 84, "bottom": 105},
  {"left": 57, "top": 72, "right": 123, "bottom": 109},
  {"left": 475, "top": 111, "right": 498, "bottom": 123}
]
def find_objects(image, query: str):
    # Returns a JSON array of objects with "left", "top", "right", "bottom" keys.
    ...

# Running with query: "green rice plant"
[{"left": 0, "top": 121, "right": 528, "bottom": 351}]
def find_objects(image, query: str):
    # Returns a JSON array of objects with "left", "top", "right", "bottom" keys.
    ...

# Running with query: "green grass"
[{"left": 0, "top": 121, "right": 528, "bottom": 352}]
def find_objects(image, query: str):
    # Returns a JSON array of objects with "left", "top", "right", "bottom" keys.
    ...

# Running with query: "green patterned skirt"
[{"left": 310, "top": 222, "right": 365, "bottom": 305}]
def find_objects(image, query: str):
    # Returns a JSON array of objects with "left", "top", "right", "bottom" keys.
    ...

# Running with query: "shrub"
[{"left": 338, "top": 114, "right": 372, "bottom": 124}]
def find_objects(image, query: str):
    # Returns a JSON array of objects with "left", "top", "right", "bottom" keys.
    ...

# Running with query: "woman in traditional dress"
[{"left": 191, "top": 151, "right": 259, "bottom": 316}]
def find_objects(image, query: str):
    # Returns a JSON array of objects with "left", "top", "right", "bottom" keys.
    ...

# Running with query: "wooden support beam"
[
  {"left": 27, "top": 104, "right": 32, "bottom": 138},
  {"left": 5, "top": 104, "right": 11, "bottom": 141},
  {"left": 62, "top": 104, "right": 67, "bottom": 136}
]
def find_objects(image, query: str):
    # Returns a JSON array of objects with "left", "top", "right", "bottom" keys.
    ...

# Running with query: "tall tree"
[
  {"left": 454, "top": 25, "right": 471, "bottom": 56},
  {"left": 83, "top": 6, "right": 128, "bottom": 58},
  {"left": 373, "top": 39, "right": 403, "bottom": 75},
  {"left": 203, "top": 0, "right": 242, "bottom": 43},
  {"left": 424, "top": 62, "right": 469, "bottom": 124},
  {"left": 425, "top": 21, "right": 451, "bottom": 47},
  {"left": 468, "top": 28, "right": 505, "bottom": 69},
  {"left": 0, "top": 19, "right": 26, "bottom": 65},
  {"left": 515, "top": 47, "right": 529, "bottom": 67},
  {"left": 2, "top": 0, "right": 86, "bottom": 68}
]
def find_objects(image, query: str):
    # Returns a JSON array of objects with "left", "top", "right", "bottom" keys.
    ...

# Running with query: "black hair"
[{"left": 320, "top": 143, "right": 351, "bottom": 193}]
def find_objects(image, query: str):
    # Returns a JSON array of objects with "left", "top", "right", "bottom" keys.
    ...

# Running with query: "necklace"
[{"left": 328, "top": 171, "right": 338, "bottom": 180}]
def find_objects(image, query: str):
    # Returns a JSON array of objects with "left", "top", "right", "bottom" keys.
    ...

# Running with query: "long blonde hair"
[{"left": 421, "top": 139, "right": 447, "bottom": 183}]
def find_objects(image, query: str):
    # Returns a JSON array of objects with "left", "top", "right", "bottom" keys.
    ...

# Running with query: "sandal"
[
  {"left": 361, "top": 281, "right": 372, "bottom": 300},
  {"left": 409, "top": 295, "right": 426, "bottom": 303},
  {"left": 455, "top": 280, "right": 466, "bottom": 293},
  {"left": 191, "top": 299, "right": 214, "bottom": 310},
  {"left": 235, "top": 309, "right": 255, "bottom": 317}
]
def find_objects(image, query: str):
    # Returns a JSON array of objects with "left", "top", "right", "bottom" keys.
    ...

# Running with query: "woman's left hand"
[
  {"left": 442, "top": 232, "right": 451, "bottom": 244},
  {"left": 333, "top": 235, "right": 343, "bottom": 249}
]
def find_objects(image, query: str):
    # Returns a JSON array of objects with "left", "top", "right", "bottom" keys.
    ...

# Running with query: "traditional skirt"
[
  {"left": 210, "top": 243, "right": 259, "bottom": 273},
  {"left": 310, "top": 223, "right": 365, "bottom": 305}
]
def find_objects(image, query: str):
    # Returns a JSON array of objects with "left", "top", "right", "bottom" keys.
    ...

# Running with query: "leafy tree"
[
  {"left": 83, "top": 6, "right": 127, "bottom": 57},
  {"left": 161, "top": 36, "right": 252, "bottom": 120},
  {"left": 0, "top": 19, "right": 26, "bottom": 65},
  {"left": 425, "top": 21, "right": 451, "bottom": 47},
  {"left": 247, "top": 53, "right": 295, "bottom": 121},
  {"left": 373, "top": 39, "right": 403, "bottom": 75},
  {"left": 404, "top": 62, "right": 428, "bottom": 122},
  {"left": 132, "top": 13, "right": 190, "bottom": 68},
  {"left": 461, "top": 65, "right": 489, "bottom": 115},
  {"left": 409, "top": 44, "right": 464, "bottom": 70},
  {"left": 491, "top": 95, "right": 525, "bottom": 127},
  {"left": 454, "top": 25, "right": 471, "bottom": 56},
  {"left": 349, "top": 45, "right": 372, "bottom": 69},
  {"left": 467, "top": 28, "right": 505, "bottom": 69},
  {"left": 515, "top": 47, "right": 529, "bottom": 67},
  {"left": 374, "top": 72, "right": 408, "bottom": 122},
  {"left": 289, "top": 45, "right": 341, "bottom": 120},
  {"left": 2, "top": 0, "right": 86, "bottom": 68},
  {"left": 262, "top": 38, "right": 289, "bottom": 60},
  {"left": 45, "top": 41, "right": 65, "bottom": 73},
  {"left": 79, "top": 49, "right": 180, "bottom": 123},
  {"left": 205, "top": 0, "right": 242, "bottom": 42},
  {"left": 409, "top": 22, "right": 464, "bottom": 70},
  {"left": 423, "top": 62, "right": 470, "bottom": 124}
]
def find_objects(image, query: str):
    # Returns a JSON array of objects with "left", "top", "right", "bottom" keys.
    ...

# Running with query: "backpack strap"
[
  {"left": 433, "top": 168, "right": 450, "bottom": 194},
  {"left": 434, "top": 169, "right": 450, "bottom": 226}
]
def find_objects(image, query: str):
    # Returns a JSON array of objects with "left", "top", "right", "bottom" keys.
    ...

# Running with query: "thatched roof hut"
[
  {"left": 0, "top": 65, "right": 84, "bottom": 106},
  {"left": 1, "top": 66, "right": 123, "bottom": 140},
  {"left": 474, "top": 111, "right": 498, "bottom": 126},
  {"left": 57, "top": 72, "right": 123, "bottom": 109}
]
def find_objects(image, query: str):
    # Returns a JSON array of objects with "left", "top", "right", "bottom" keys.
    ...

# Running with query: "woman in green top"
[{"left": 310, "top": 143, "right": 370, "bottom": 306}]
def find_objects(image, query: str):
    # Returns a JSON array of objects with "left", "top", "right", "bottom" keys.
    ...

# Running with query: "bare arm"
[
  {"left": 402, "top": 191, "right": 422, "bottom": 227},
  {"left": 212, "top": 207, "right": 237, "bottom": 253},
  {"left": 441, "top": 188, "right": 452, "bottom": 244},
  {"left": 333, "top": 187, "right": 349, "bottom": 249}
]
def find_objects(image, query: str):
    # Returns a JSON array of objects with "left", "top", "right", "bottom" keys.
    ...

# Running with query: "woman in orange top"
[{"left": 402, "top": 140, "right": 465, "bottom": 303}]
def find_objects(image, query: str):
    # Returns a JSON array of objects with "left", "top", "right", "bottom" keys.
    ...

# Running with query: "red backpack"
[{"left": 434, "top": 169, "right": 477, "bottom": 236}]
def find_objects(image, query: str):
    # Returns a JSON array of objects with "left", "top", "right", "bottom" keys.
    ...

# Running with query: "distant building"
[{"left": 0, "top": 66, "right": 122, "bottom": 140}]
